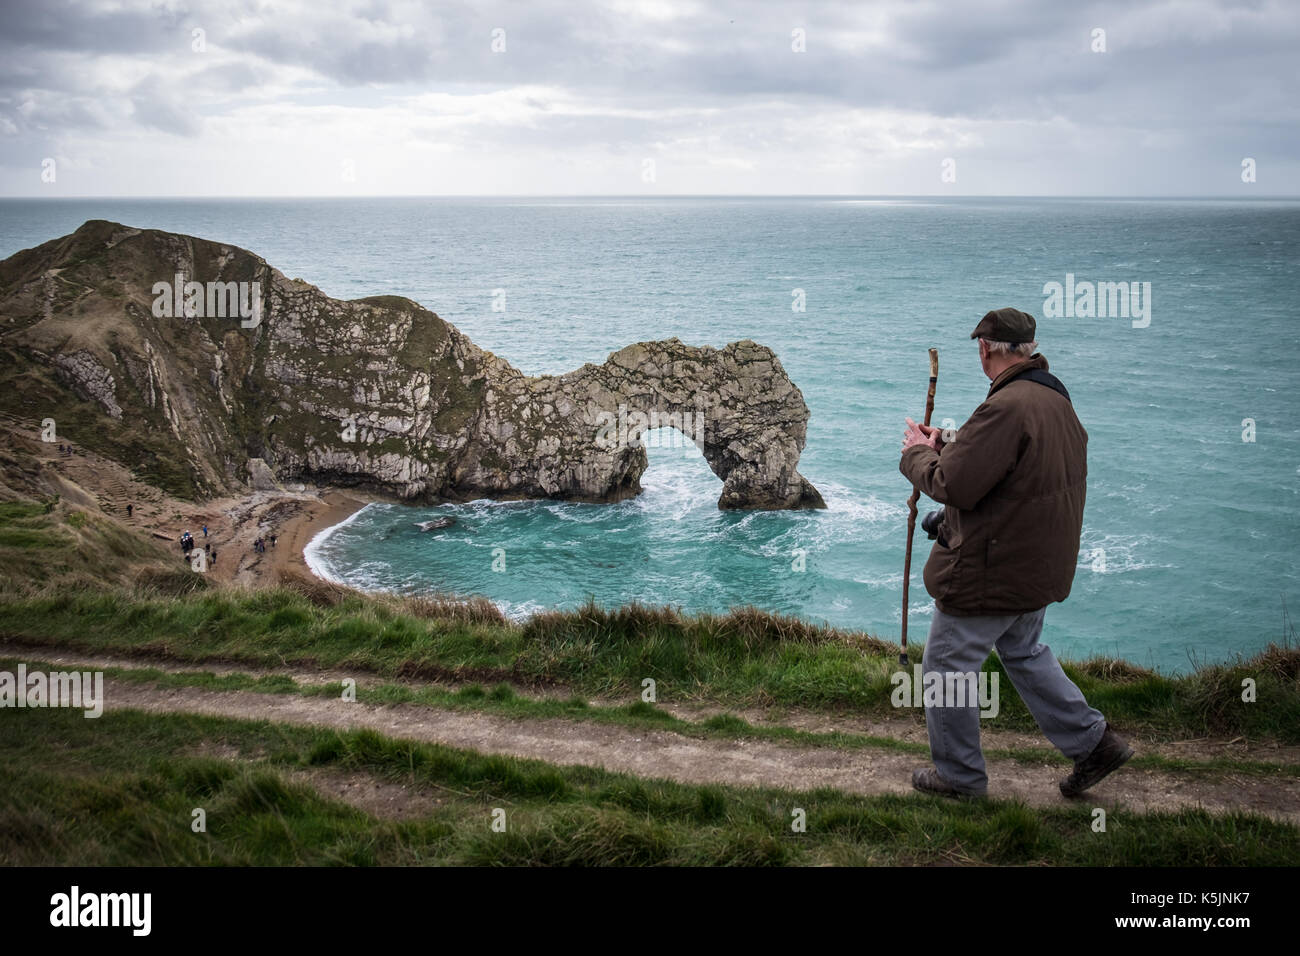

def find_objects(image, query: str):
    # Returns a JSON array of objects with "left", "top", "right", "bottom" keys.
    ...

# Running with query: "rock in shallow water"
[{"left": 415, "top": 517, "right": 457, "bottom": 531}]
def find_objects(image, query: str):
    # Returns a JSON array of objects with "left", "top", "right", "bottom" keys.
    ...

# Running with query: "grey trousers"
[{"left": 922, "top": 604, "right": 1106, "bottom": 794}]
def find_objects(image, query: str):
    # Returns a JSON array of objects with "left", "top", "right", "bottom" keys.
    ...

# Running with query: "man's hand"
[{"left": 902, "top": 417, "right": 944, "bottom": 454}]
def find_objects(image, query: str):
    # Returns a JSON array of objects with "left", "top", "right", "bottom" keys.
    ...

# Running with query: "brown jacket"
[{"left": 899, "top": 354, "right": 1087, "bottom": 616}]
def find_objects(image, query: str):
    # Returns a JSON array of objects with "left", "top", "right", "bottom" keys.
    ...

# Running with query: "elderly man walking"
[{"left": 899, "top": 307, "right": 1134, "bottom": 799}]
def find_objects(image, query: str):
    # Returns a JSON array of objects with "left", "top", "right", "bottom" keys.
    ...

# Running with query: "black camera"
[{"left": 921, "top": 508, "right": 944, "bottom": 540}]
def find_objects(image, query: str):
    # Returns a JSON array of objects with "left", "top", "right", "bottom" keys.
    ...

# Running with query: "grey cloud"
[
  {"left": 4, "top": 1, "right": 1298, "bottom": 123},
  {"left": 189, "top": 61, "right": 264, "bottom": 94},
  {"left": 0, "top": 0, "right": 191, "bottom": 55},
  {"left": 0, "top": 0, "right": 1296, "bottom": 194},
  {"left": 129, "top": 76, "right": 202, "bottom": 136}
]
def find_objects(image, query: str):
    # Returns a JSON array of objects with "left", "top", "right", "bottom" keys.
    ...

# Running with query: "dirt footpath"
[{"left": 93, "top": 677, "right": 1300, "bottom": 823}]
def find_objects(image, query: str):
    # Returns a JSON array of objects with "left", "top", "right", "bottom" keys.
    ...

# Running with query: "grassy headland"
[
  {"left": 2, "top": 496, "right": 1298, "bottom": 742},
  {"left": 3, "top": 706, "right": 1294, "bottom": 866},
  {"left": 2, "top": 493, "right": 1299, "bottom": 867}
]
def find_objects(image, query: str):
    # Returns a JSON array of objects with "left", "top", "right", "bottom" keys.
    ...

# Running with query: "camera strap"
[{"left": 1008, "top": 368, "right": 1071, "bottom": 404}]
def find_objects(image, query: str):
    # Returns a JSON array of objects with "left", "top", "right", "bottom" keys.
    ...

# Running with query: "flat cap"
[{"left": 970, "top": 307, "right": 1036, "bottom": 344}]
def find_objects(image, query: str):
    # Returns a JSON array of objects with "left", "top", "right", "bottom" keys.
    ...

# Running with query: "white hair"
[{"left": 981, "top": 338, "right": 1037, "bottom": 359}]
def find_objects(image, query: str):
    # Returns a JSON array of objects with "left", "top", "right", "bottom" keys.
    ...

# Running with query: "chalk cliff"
[{"left": 0, "top": 220, "right": 824, "bottom": 510}]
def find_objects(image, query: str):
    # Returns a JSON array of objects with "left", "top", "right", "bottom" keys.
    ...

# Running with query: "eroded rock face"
[
  {"left": 246, "top": 458, "right": 282, "bottom": 492},
  {"left": 54, "top": 350, "right": 122, "bottom": 420},
  {"left": 0, "top": 220, "right": 824, "bottom": 510},
  {"left": 506, "top": 339, "right": 825, "bottom": 509}
]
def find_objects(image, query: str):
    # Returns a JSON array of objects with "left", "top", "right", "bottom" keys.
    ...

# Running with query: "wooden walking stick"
[{"left": 901, "top": 348, "right": 939, "bottom": 665}]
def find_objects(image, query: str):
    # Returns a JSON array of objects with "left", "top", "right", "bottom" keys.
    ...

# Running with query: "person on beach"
[
  {"left": 126, "top": 503, "right": 133, "bottom": 518},
  {"left": 270, "top": 532, "right": 277, "bottom": 548},
  {"left": 899, "top": 307, "right": 1134, "bottom": 800},
  {"left": 203, "top": 524, "right": 208, "bottom": 538}
]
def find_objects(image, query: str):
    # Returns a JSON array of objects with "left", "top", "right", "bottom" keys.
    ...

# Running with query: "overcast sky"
[{"left": 1, "top": 0, "right": 1296, "bottom": 196}]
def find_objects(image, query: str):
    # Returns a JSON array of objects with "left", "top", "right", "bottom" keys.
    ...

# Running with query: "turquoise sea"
[{"left": 2, "top": 197, "right": 1298, "bottom": 673}]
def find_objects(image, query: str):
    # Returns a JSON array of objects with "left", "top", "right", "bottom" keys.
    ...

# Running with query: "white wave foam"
[
  {"left": 636, "top": 468, "right": 716, "bottom": 520},
  {"left": 890, "top": 601, "right": 936, "bottom": 622},
  {"left": 852, "top": 572, "right": 904, "bottom": 588},
  {"left": 497, "top": 598, "right": 548, "bottom": 622},
  {"left": 454, "top": 497, "right": 537, "bottom": 512},
  {"left": 816, "top": 482, "right": 906, "bottom": 523},
  {"left": 302, "top": 501, "right": 377, "bottom": 585},
  {"left": 1076, "top": 529, "right": 1173, "bottom": 573},
  {"left": 544, "top": 502, "right": 609, "bottom": 524}
]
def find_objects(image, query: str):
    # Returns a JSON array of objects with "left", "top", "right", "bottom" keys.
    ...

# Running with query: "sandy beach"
[
  {"left": 222, "top": 488, "right": 374, "bottom": 586},
  {"left": 126, "top": 485, "right": 375, "bottom": 587},
  {"left": 2, "top": 413, "right": 375, "bottom": 588}
]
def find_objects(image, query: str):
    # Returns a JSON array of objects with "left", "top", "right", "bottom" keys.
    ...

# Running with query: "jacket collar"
[{"left": 988, "top": 353, "right": 1049, "bottom": 397}]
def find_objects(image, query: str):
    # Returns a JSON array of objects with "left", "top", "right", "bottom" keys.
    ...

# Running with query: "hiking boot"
[
  {"left": 1059, "top": 724, "right": 1134, "bottom": 798},
  {"left": 911, "top": 767, "right": 986, "bottom": 800}
]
